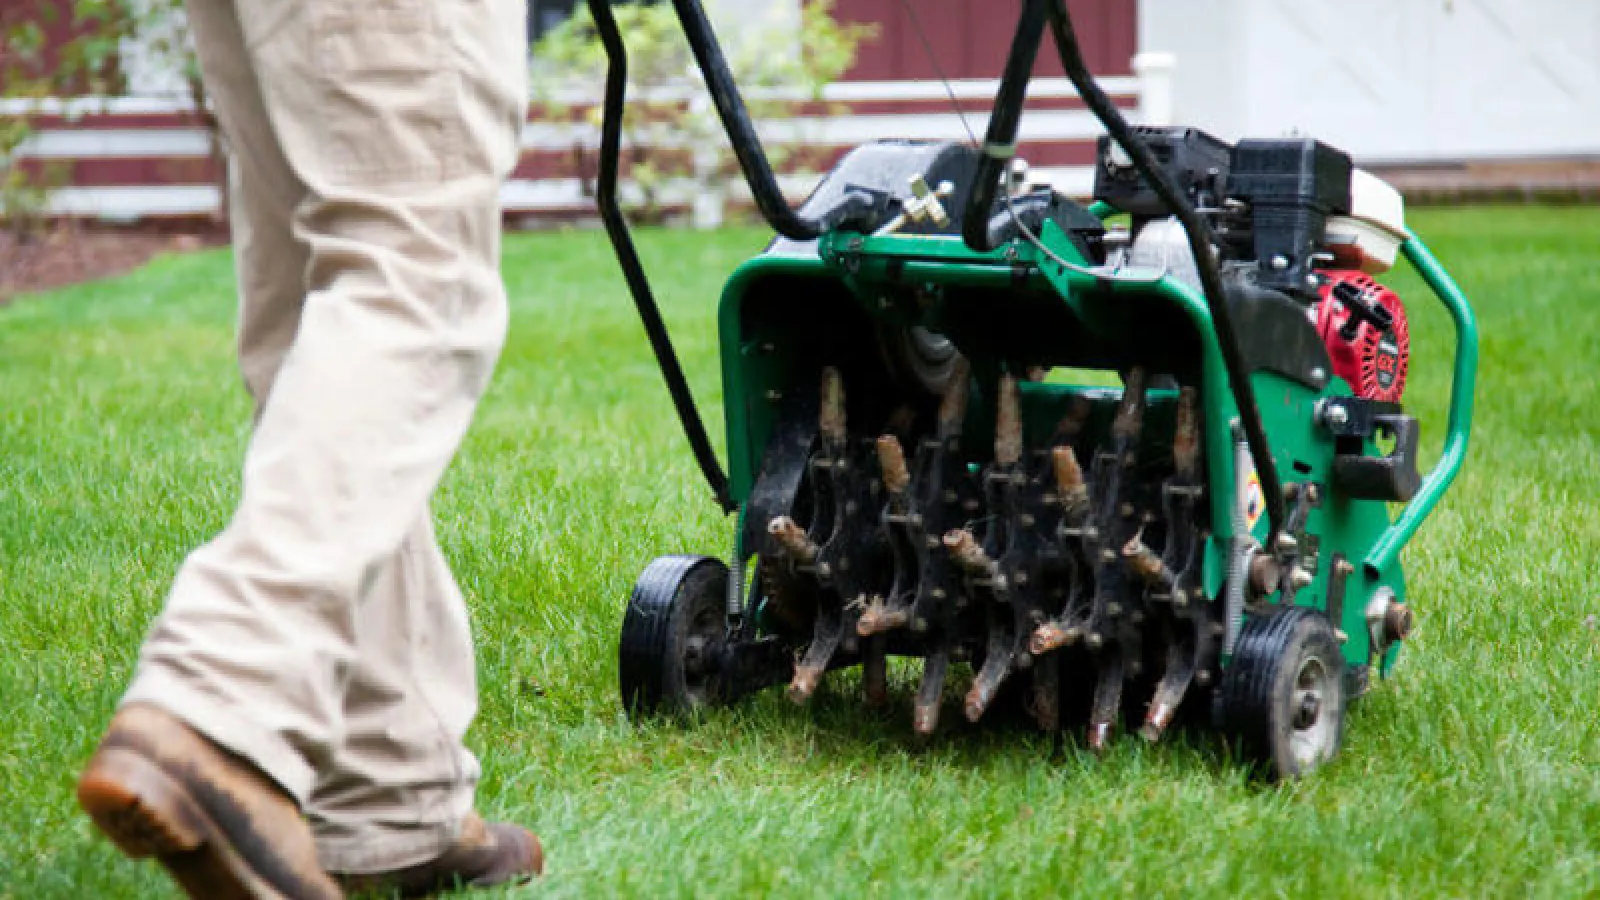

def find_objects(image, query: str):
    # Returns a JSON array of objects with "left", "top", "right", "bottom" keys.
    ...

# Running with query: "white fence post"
[
  {"left": 1132, "top": 52, "right": 1177, "bottom": 127},
  {"left": 118, "top": 0, "right": 192, "bottom": 99},
  {"left": 689, "top": 92, "right": 727, "bottom": 230}
]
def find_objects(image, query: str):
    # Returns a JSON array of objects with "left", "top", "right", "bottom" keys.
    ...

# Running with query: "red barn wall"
[
  {"left": 0, "top": 0, "right": 123, "bottom": 93},
  {"left": 832, "top": 0, "right": 1138, "bottom": 81}
]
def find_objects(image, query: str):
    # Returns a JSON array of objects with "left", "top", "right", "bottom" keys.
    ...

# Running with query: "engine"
[
  {"left": 1316, "top": 271, "right": 1410, "bottom": 403},
  {"left": 1093, "top": 127, "right": 1414, "bottom": 402}
]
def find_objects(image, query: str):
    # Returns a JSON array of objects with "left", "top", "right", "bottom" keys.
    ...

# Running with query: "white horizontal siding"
[
  {"left": 522, "top": 108, "right": 1112, "bottom": 150},
  {"left": 17, "top": 128, "right": 212, "bottom": 159},
  {"left": 0, "top": 78, "right": 1138, "bottom": 118},
  {"left": 45, "top": 185, "right": 219, "bottom": 219}
]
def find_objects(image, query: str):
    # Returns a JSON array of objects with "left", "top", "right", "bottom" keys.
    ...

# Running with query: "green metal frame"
[
  {"left": 712, "top": 212, "right": 1477, "bottom": 671},
  {"left": 1366, "top": 236, "right": 1479, "bottom": 575}
]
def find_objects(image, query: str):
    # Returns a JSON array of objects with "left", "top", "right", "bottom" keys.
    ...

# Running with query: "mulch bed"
[{"left": 0, "top": 222, "right": 227, "bottom": 304}]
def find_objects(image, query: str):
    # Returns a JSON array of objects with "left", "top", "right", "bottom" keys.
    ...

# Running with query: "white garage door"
[{"left": 1142, "top": 0, "right": 1600, "bottom": 162}]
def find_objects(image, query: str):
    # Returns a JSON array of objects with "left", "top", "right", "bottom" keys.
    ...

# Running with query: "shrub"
[
  {"left": 532, "top": 0, "right": 873, "bottom": 226},
  {"left": 1, "top": 0, "right": 123, "bottom": 237}
]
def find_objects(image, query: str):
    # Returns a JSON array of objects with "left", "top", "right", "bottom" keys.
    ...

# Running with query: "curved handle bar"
[
  {"left": 959, "top": 2, "right": 1048, "bottom": 253},
  {"left": 588, "top": 0, "right": 734, "bottom": 512},
  {"left": 667, "top": 0, "right": 873, "bottom": 241},
  {"left": 1363, "top": 235, "right": 1479, "bottom": 576}
]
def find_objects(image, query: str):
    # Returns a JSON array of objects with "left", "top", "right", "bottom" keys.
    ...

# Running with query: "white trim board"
[
  {"left": 16, "top": 128, "right": 213, "bottom": 159},
  {"left": 21, "top": 166, "right": 1095, "bottom": 221},
  {"left": 0, "top": 76, "right": 1139, "bottom": 118},
  {"left": 521, "top": 110, "right": 1113, "bottom": 150}
]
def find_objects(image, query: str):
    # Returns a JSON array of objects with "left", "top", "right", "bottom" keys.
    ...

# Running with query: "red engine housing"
[{"left": 1315, "top": 271, "right": 1410, "bottom": 403}]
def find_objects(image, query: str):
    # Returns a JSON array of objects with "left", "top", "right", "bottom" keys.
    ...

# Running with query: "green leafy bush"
[
  {"left": 1, "top": 0, "right": 124, "bottom": 236},
  {"left": 532, "top": 1, "right": 873, "bottom": 225},
  {"left": 1, "top": 0, "right": 223, "bottom": 234}
]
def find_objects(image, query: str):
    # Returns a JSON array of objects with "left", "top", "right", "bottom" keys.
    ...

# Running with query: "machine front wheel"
[
  {"left": 619, "top": 555, "right": 729, "bottom": 719},
  {"left": 1220, "top": 606, "right": 1346, "bottom": 780}
]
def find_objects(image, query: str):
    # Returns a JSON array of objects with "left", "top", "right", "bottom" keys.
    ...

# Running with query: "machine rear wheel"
[
  {"left": 1220, "top": 605, "right": 1346, "bottom": 780},
  {"left": 619, "top": 555, "right": 729, "bottom": 719}
]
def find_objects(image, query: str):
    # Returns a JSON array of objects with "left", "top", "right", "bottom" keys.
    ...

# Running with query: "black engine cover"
[
  {"left": 1226, "top": 139, "right": 1353, "bottom": 300},
  {"left": 767, "top": 141, "right": 980, "bottom": 256},
  {"left": 768, "top": 140, "right": 1104, "bottom": 262}
]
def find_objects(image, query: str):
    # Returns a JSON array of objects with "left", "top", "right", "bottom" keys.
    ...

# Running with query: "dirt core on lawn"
[{"left": 0, "top": 223, "right": 227, "bottom": 305}]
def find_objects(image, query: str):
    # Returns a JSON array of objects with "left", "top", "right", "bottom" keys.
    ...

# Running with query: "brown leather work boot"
[
  {"left": 76, "top": 703, "right": 343, "bottom": 900},
  {"left": 332, "top": 814, "right": 543, "bottom": 897}
]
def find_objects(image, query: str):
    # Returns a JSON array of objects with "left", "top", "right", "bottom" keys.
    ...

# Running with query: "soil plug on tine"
[
  {"left": 1052, "top": 445, "right": 1090, "bottom": 521},
  {"left": 1123, "top": 533, "right": 1175, "bottom": 589},
  {"left": 1172, "top": 386, "right": 1199, "bottom": 478},
  {"left": 820, "top": 366, "right": 847, "bottom": 452},
  {"left": 1140, "top": 632, "right": 1197, "bottom": 743},
  {"left": 1113, "top": 367, "right": 1149, "bottom": 444},
  {"left": 768, "top": 516, "right": 820, "bottom": 565},
  {"left": 944, "top": 529, "right": 999, "bottom": 580},
  {"left": 937, "top": 357, "right": 972, "bottom": 437},
  {"left": 788, "top": 609, "right": 845, "bottom": 704},
  {"left": 857, "top": 597, "right": 909, "bottom": 636},
  {"left": 1141, "top": 387, "right": 1205, "bottom": 743},
  {"left": 1076, "top": 368, "right": 1150, "bottom": 754},
  {"left": 1030, "top": 621, "right": 1082, "bottom": 655},
  {"left": 876, "top": 435, "right": 911, "bottom": 498},
  {"left": 965, "top": 628, "right": 1014, "bottom": 723},
  {"left": 995, "top": 373, "right": 1023, "bottom": 468}
]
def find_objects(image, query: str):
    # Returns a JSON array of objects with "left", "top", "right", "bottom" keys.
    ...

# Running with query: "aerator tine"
[{"left": 1138, "top": 387, "right": 1206, "bottom": 743}]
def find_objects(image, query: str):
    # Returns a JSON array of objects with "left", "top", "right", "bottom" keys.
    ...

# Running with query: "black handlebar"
[
  {"left": 588, "top": 0, "right": 734, "bottom": 512},
  {"left": 960, "top": 2, "right": 1047, "bottom": 253},
  {"left": 667, "top": 0, "right": 875, "bottom": 241}
]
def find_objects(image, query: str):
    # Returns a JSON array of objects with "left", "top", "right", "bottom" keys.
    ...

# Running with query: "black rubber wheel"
[
  {"left": 619, "top": 555, "right": 729, "bottom": 719},
  {"left": 878, "top": 324, "right": 963, "bottom": 397},
  {"left": 1220, "top": 605, "right": 1346, "bottom": 780}
]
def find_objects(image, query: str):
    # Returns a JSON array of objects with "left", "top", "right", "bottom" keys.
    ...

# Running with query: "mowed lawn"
[{"left": 2, "top": 207, "right": 1598, "bottom": 898}]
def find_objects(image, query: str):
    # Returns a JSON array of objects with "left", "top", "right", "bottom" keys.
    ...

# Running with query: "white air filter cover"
[{"left": 1325, "top": 169, "right": 1407, "bottom": 274}]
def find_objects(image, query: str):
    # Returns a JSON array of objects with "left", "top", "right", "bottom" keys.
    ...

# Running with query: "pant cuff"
[
  {"left": 120, "top": 671, "right": 316, "bottom": 806},
  {"left": 315, "top": 819, "right": 463, "bottom": 874}
]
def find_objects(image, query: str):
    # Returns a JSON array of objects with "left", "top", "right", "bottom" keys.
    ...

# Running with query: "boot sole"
[{"left": 77, "top": 746, "right": 300, "bottom": 900}]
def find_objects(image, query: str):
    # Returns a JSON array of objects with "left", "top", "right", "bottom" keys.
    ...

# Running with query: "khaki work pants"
[{"left": 120, "top": 0, "right": 529, "bottom": 874}]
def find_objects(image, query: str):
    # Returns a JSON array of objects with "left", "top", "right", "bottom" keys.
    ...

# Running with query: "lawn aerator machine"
[{"left": 596, "top": 0, "right": 1478, "bottom": 778}]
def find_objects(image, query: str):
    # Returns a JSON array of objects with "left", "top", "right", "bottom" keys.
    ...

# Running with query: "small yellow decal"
[{"left": 1244, "top": 467, "right": 1265, "bottom": 532}]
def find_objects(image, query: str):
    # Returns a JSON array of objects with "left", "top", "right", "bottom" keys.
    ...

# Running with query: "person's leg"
[
  {"left": 306, "top": 513, "right": 481, "bottom": 871},
  {"left": 82, "top": 0, "right": 535, "bottom": 890},
  {"left": 204, "top": 3, "right": 502, "bottom": 874},
  {"left": 231, "top": 145, "right": 310, "bottom": 419},
  {"left": 77, "top": 1, "right": 341, "bottom": 896},
  {"left": 312, "top": 514, "right": 545, "bottom": 892},
  {"left": 122, "top": 0, "right": 527, "bottom": 802},
  {"left": 251, "top": 0, "right": 531, "bottom": 873}
]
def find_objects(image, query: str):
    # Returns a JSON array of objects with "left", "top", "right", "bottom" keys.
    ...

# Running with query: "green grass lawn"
[{"left": 3, "top": 207, "right": 1599, "bottom": 898}]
